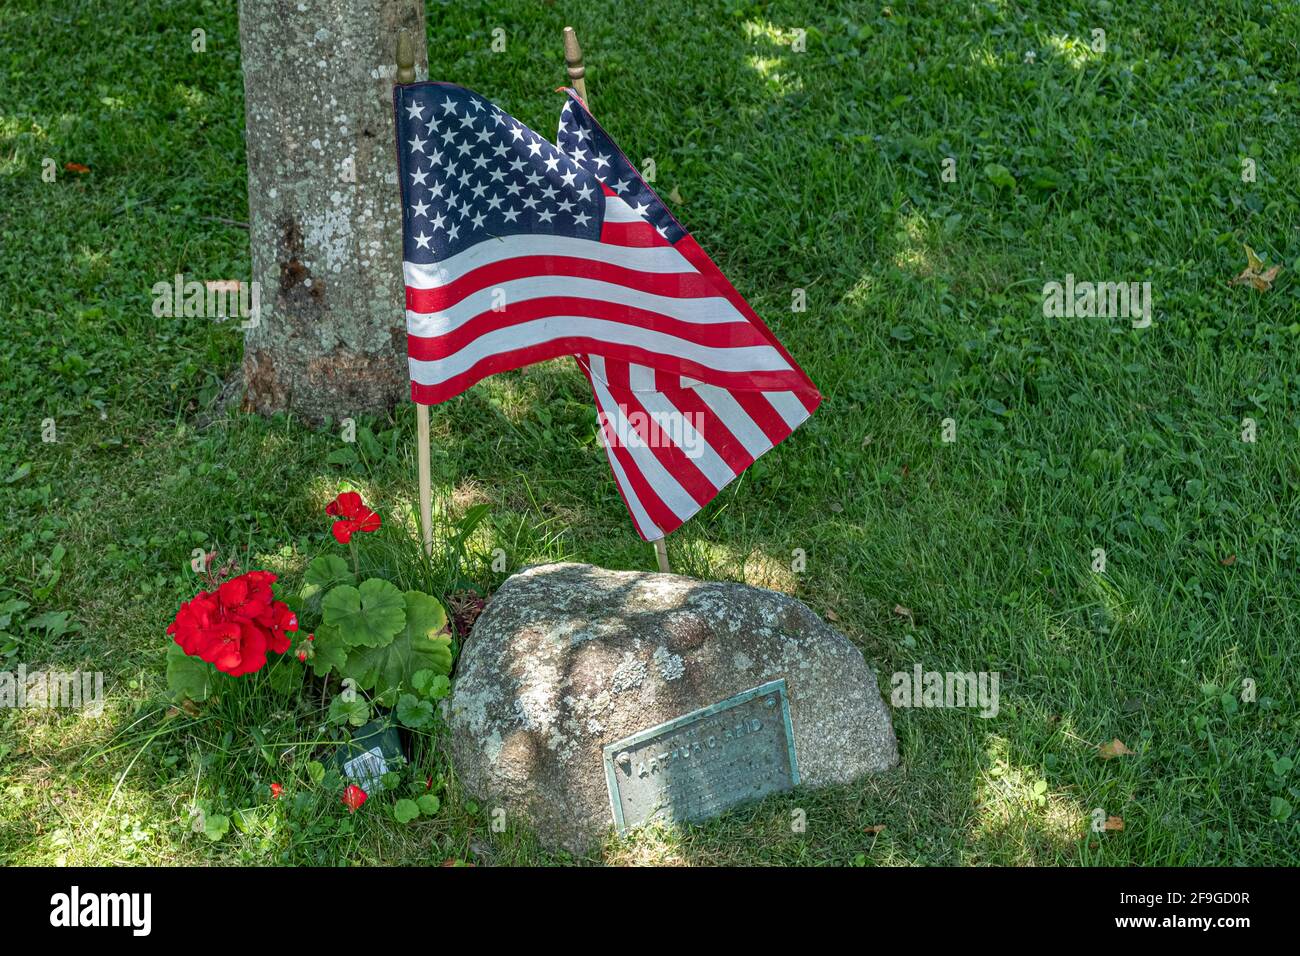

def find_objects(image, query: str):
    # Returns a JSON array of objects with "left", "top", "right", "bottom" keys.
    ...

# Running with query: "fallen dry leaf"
[
  {"left": 1219, "top": 554, "right": 1237, "bottom": 566},
  {"left": 824, "top": 609, "right": 840, "bottom": 622},
  {"left": 1099, "top": 738, "right": 1135, "bottom": 760},
  {"left": 864, "top": 824, "right": 886, "bottom": 834},
  {"left": 1229, "top": 244, "right": 1282, "bottom": 292},
  {"left": 667, "top": 185, "right": 685, "bottom": 205},
  {"left": 1103, "top": 815, "right": 1125, "bottom": 832},
  {"left": 892, "top": 604, "right": 915, "bottom": 624}
]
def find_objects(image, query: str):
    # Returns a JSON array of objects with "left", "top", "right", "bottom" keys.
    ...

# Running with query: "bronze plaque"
[{"left": 602, "top": 679, "right": 799, "bottom": 833}]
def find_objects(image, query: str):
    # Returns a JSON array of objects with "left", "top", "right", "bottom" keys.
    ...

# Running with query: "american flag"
[{"left": 393, "top": 82, "right": 820, "bottom": 540}]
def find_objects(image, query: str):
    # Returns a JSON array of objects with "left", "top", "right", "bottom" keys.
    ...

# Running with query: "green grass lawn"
[{"left": 2, "top": 0, "right": 1299, "bottom": 866}]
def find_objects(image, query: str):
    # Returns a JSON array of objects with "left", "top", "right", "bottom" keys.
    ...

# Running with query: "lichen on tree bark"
[{"left": 237, "top": 0, "right": 427, "bottom": 421}]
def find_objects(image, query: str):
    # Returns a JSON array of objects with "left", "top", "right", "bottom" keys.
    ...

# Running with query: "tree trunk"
[{"left": 237, "top": 0, "right": 426, "bottom": 421}]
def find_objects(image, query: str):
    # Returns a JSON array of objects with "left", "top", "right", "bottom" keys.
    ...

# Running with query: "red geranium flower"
[
  {"left": 325, "top": 491, "right": 381, "bottom": 544},
  {"left": 215, "top": 572, "right": 274, "bottom": 623},
  {"left": 342, "top": 784, "right": 368, "bottom": 813},
  {"left": 167, "top": 570, "right": 298, "bottom": 677},
  {"left": 270, "top": 783, "right": 284, "bottom": 800}
]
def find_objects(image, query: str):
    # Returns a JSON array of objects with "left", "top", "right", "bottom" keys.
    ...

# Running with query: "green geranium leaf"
[
  {"left": 412, "top": 669, "right": 452, "bottom": 700},
  {"left": 166, "top": 643, "right": 213, "bottom": 703},
  {"left": 396, "top": 693, "right": 435, "bottom": 729},
  {"left": 427, "top": 674, "right": 451, "bottom": 700},
  {"left": 301, "top": 554, "right": 352, "bottom": 612},
  {"left": 203, "top": 813, "right": 230, "bottom": 842},
  {"left": 306, "top": 760, "right": 325, "bottom": 785},
  {"left": 340, "top": 591, "right": 450, "bottom": 698},
  {"left": 306, "top": 554, "right": 352, "bottom": 589},
  {"left": 328, "top": 695, "right": 371, "bottom": 727},
  {"left": 393, "top": 799, "right": 420, "bottom": 824},
  {"left": 308, "top": 623, "right": 350, "bottom": 677},
  {"left": 323, "top": 579, "right": 406, "bottom": 648},
  {"left": 417, "top": 794, "right": 441, "bottom": 816}
]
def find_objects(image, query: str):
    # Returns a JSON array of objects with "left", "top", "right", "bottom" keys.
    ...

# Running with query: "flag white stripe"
[
  {"left": 603, "top": 195, "right": 649, "bottom": 223},
  {"left": 403, "top": 234, "right": 695, "bottom": 289},
  {"left": 627, "top": 362, "right": 657, "bottom": 392},
  {"left": 689, "top": 382, "right": 775, "bottom": 459},
  {"left": 764, "top": 390, "right": 813, "bottom": 430},
  {"left": 408, "top": 317, "right": 793, "bottom": 386},
  {"left": 406, "top": 276, "right": 751, "bottom": 336}
]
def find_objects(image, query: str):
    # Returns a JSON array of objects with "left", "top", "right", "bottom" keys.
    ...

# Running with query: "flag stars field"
[{"left": 399, "top": 87, "right": 602, "bottom": 258}]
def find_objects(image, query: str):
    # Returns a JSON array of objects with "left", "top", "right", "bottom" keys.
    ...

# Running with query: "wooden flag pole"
[
  {"left": 562, "top": 26, "right": 588, "bottom": 105},
  {"left": 397, "top": 31, "right": 435, "bottom": 558},
  {"left": 653, "top": 537, "right": 670, "bottom": 573},
  {"left": 563, "top": 26, "right": 669, "bottom": 574}
]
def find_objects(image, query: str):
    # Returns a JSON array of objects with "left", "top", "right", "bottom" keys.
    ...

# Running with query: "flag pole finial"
[
  {"left": 396, "top": 30, "right": 415, "bottom": 85},
  {"left": 563, "top": 26, "right": 588, "bottom": 105}
]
